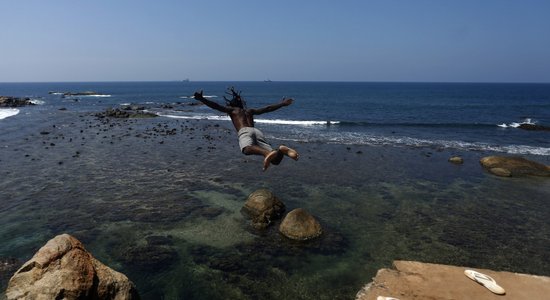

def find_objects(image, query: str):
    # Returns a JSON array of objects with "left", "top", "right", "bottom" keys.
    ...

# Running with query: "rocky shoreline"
[
  {"left": 0, "top": 96, "right": 35, "bottom": 107},
  {"left": 1, "top": 104, "right": 549, "bottom": 299}
]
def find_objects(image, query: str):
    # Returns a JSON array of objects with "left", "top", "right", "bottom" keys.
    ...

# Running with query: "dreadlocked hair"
[{"left": 223, "top": 87, "right": 247, "bottom": 109}]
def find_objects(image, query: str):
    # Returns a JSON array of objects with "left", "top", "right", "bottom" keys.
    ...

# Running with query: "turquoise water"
[{"left": 1, "top": 82, "right": 550, "bottom": 299}]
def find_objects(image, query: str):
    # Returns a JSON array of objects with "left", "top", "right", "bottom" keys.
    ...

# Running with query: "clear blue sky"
[{"left": 2, "top": 0, "right": 549, "bottom": 82}]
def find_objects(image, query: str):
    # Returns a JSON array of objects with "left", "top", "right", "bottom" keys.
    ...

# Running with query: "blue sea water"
[
  {"left": 2, "top": 81, "right": 550, "bottom": 155},
  {"left": 1, "top": 82, "right": 550, "bottom": 299}
]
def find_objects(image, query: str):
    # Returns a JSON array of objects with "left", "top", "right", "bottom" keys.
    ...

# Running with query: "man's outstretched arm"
[
  {"left": 250, "top": 98, "right": 293, "bottom": 115},
  {"left": 193, "top": 90, "right": 232, "bottom": 113}
]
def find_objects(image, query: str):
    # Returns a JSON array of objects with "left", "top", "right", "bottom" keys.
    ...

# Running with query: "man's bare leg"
[
  {"left": 278, "top": 145, "right": 299, "bottom": 160},
  {"left": 242, "top": 145, "right": 280, "bottom": 171},
  {"left": 263, "top": 150, "right": 280, "bottom": 171}
]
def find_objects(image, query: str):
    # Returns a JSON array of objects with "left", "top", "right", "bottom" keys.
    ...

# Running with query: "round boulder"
[
  {"left": 279, "top": 208, "right": 322, "bottom": 240},
  {"left": 242, "top": 189, "right": 285, "bottom": 229}
]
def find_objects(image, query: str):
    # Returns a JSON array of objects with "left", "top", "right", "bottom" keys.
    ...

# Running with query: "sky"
[{"left": 1, "top": 0, "right": 549, "bottom": 82}]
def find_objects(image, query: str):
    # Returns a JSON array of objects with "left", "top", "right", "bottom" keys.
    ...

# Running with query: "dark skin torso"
[{"left": 228, "top": 107, "right": 254, "bottom": 131}]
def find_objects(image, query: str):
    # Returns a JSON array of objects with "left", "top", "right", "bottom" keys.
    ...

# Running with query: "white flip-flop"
[
  {"left": 377, "top": 297, "right": 400, "bottom": 300},
  {"left": 464, "top": 269, "right": 506, "bottom": 295}
]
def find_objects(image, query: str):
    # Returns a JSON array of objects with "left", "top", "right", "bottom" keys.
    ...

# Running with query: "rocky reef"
[
  {"left": 0, "top": 96, "right": 35, "bottom": 107},
  {"left": 518, "top": 123, "right": 550, "bottom": 131},
  {"left": 95, "top": 107, "right": 157, "bottom": 119}
]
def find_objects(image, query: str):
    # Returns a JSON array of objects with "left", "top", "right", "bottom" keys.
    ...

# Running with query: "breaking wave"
[
  {"left": 0, "top": 108, "right": 20, "bottom": 120},
  {"left": 278, "top": 131, "right": 550, "bottom": 156},
  {"left": 158, "top": 113, "right": 338, "bottom": 125},
  {"left": 497, "top": 118, "right": 536, "bottom": 128}
]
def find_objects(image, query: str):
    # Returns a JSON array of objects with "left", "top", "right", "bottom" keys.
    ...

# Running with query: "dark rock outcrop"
[
  {"left": 518, "top": 124, "right": 550, "bottom": 131},
  {"left": 5, "top": 234, "right": 139, "bottom": 300},
  {"left": 95, "top": 108, "right": 157, "bottom": 119},
  {"left": 279, "top": 208, "right": 322, "bottom": 240},
  {"left": 241, "top": 189, "right": 285, "bottom": 229},
  {"left": 0, "top": 96, "right": 35, "bottom": 107},
  {"left": 480, "top": 156, "right": 550, "bottom": 177}
]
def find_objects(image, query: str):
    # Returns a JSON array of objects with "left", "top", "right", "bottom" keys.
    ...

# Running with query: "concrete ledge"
[{"left": 356, "top": 260, "right": 550, "bottom": 300}]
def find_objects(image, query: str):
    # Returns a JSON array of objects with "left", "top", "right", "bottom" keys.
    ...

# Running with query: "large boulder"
[
  {"left": 279, "top": 208, "right": 322, "bottom": 240},
  {"left": 241, "top": 189, "right": 285, "bottom": 229},
  {"left": 480, "top": 156, "right": 550, "bottom": 177},
  {"left": 5, "top": 234, "right": 139, "bottom": 300}
]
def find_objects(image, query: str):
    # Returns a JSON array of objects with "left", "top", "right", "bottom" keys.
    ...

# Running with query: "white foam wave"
[
  {"left": 180, "top": 95, "right": 218, "bottom": 99},
  {"left": 0, "top": 108, "right": 20, "bottom": 120},
  {"left": 255, "top": 119, "right": 340, "bottom": 126},
  {"left": 80, "top": 94, "right": 111, "bottom": 98},
  {"left": 497, "top": 118, "right": 536, "bottom": 128},
  {"left": 159, "top": 114, "right": 231, "bottom": 121},
  {"left": 29, "top": 99, "right": 45, "bottom": 105},
  {"left": 279, "top": 131, "right": 550, "bottom": 156},
  {"left": 158, "top": 113, "right": 338, "bottom": 126}
]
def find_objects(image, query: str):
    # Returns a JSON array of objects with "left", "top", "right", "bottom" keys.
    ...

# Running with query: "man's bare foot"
[
  {"left": 278, "top": 145, "right": 299, "bottom": 161},
  {"left": 263, "top": 150, "right": 279, "bottom": 171}
]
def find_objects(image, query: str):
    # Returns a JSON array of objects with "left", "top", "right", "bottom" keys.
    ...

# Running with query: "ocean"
[
  {"left": 2, "top": 81, "right": 549, "bottom": 155},
  {"left": 1, "top": 81, "right": 550, "bottom": 299}
]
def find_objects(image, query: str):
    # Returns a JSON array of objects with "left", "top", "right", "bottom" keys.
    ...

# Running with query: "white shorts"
[{"left": 237, "top": 127, "right": 273, "bottom": 153}]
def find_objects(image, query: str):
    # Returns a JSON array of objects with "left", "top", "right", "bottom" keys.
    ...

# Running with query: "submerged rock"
[
  {"left": 480, "top": 156, "right": 550, "bottom": 177},
  {"left": 5, "top": 234, "right": 139, "bottom": 300},
  {"left": 279, "top": 208, "right": 322, "bottom": 240},
  {"left": 121, "top": 244, "right": 178, "bottom": 272},
  {"left": 448, "top": 156, "right": 464, "bottom": 164},
  {"left": 241, "top": 189, "right": 286, "bottom": 229}
]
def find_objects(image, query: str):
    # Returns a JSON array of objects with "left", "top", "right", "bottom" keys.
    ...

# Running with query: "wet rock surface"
[
  {"left": 448, "top": 156, "right": 464, "bottom": 164},
  {"left": 480, "top": 155, "right": 550, "bottom": 177},
  {"left": 0, "top": 96, "right": 35, "bottom": 107},
  {"left": 279, "top": 208, "right": 323, "bottom": 240},
  {"left": 241, "top": 189, "right": 286, "bottom": 229}
]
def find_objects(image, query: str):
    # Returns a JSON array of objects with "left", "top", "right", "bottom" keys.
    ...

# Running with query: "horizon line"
[{"left": 1, "top": 80, "right": 549, "bottom": 84}]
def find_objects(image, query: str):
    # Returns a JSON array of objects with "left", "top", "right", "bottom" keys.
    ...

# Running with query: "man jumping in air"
[{"left": 193, "top": 87, "right": 299, "bottom": 171}]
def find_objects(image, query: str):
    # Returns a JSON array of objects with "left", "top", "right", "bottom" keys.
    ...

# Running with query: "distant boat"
[
  {"left": 182, "top": 78, "right": 190, "bottom": 82},
  {"left": 264, "top": 79, "right": 272, "bottom": 82}
]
